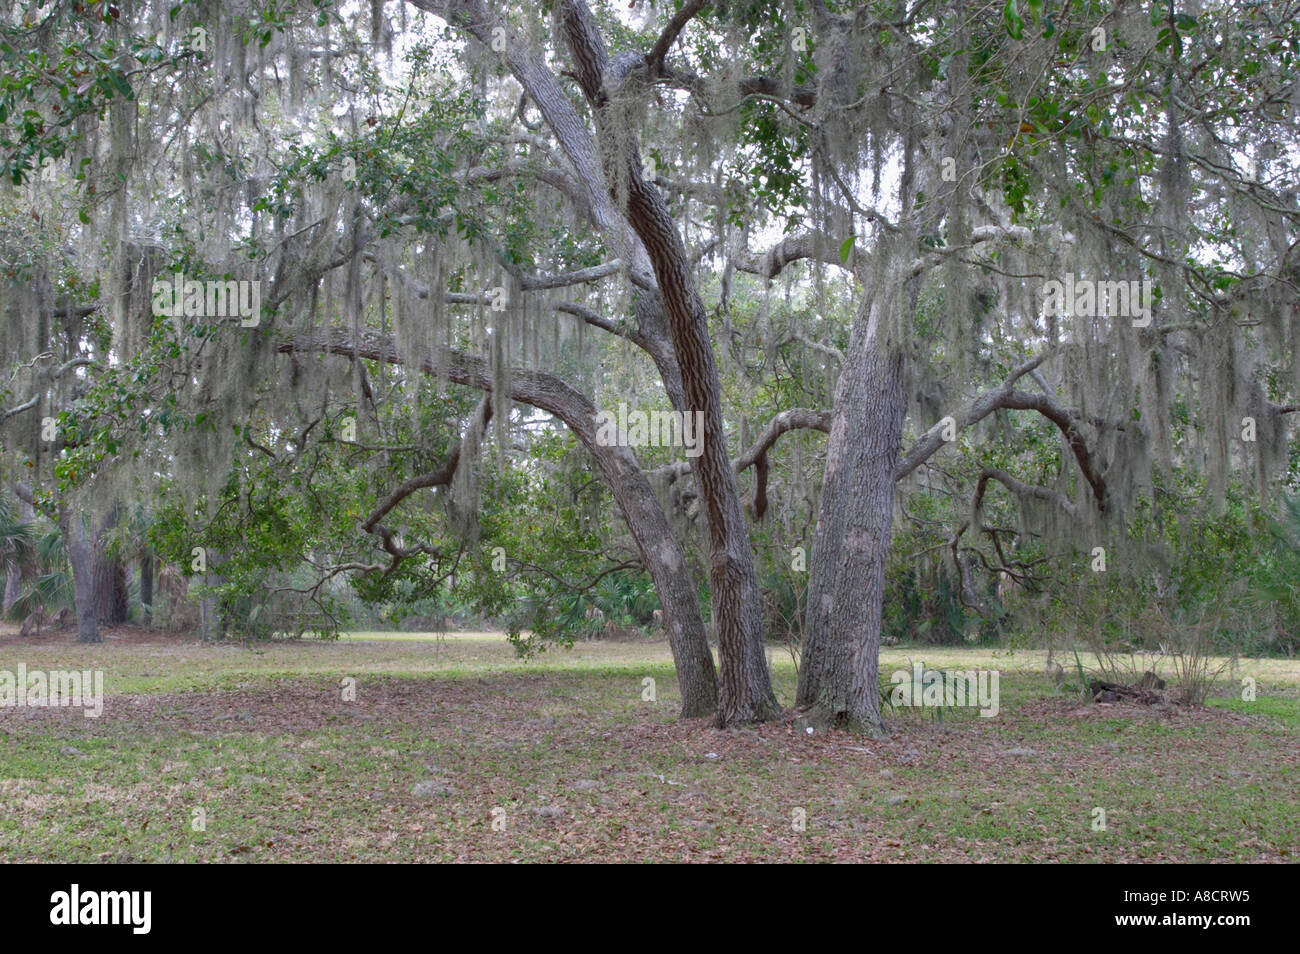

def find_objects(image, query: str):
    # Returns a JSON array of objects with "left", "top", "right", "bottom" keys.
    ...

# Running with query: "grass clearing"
[{"left": 1, "top": 626, "right": 1296, "bottom": 862}]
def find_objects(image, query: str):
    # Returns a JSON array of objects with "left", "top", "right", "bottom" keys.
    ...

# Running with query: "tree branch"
[{"left": 645, "top": 0, "right": 708, "bottom": 77}]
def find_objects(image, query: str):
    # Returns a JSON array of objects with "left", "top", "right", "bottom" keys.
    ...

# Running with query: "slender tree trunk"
[
  {"left": 62, "top": 511, "right": 100, "bottom": 644},
  {"left": 619, "top": 178, "right": 777, "bottom": 726},
  {"left": 198, "top": 550, "right": 226, "bottom": 641},
  {"left": 140, "top": 552, "right": 154, "bottom": 626},
  {"left": 4, "top": 495, "right": 33, "bottom": 618},
  {"left": 2, "top": 566, "right": 18, "bottom": 619},
  {"left": 797, "top": 294, "right": 907, "bottom": 734},
  {"left": 579, "top": 426, "right": 721, "bottom": 717}
]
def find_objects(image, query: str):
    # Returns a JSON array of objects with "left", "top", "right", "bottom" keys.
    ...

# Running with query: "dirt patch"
[
  {"left": 1015, "top": 696, "right": 1264, "bottom": 728},
  {"left": 0, "top": 624, "right": 195, "bottom": 648}
]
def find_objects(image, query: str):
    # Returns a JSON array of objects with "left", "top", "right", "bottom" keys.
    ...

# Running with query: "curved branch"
[
  {"left": 735, "top": 232, "right": 856, "bottom": 279},
  {"left": 974, "top": 467, "right": 1079, "bottom": 522},
  {"left": 645, "top": 0, "right": 708, "bottom": 77},
  {"left": 894, "top": 353, "right": 1049, "bottom": 480}
]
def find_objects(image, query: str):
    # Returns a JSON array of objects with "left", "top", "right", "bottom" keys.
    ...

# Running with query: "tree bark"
[
  {"left": 797, "top": 294, "right": 907, "bottom": 734},
  {"left": 1, "top": 567, "right": 17, "bottom": 619},
  {"left": 90, "top": 507, "right": 128, "bottom": 625},
  {"left": 403, "top": 0, "right": 723, "bottom": 719}
]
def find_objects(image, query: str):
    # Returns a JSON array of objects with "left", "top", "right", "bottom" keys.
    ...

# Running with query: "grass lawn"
[{"left": 1, "top": 626, "right": 1296, "bottom": 862}]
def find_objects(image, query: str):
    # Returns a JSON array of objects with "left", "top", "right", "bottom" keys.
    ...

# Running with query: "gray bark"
[
  {"left": 1, "top": 567, "right": 17, "bottom": 619},
  {"left": 62, "top": 511, "right": 100, "bottom": 643},
  {"left": 140, "top": 552, "right": 154, "bottom": 626},
  {"left": 797, "top": 294, "right": 907, "bottom": 733}
]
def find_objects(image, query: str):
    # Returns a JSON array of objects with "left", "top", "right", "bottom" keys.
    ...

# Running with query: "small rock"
[
  {"left": 704, "top": 752, "right": 719, "bottom": 760},
  {"left": 412, "top": 781, "right": 454, "bottom": 797}
]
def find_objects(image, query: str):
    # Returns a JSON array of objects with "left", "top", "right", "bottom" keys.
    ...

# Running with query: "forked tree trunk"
[
  {"left": 797, "top": 294, "right": 907, "bottom": 734},
  {"left": 559, "top": 0, "right": 779, "bottom": 726},
  {"left": 412, "top": 0, "right": 723, "bottom": 718}
]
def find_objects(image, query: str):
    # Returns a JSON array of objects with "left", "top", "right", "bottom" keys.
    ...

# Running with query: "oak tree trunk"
[
  {"left": 62, "top": 511, "right": 100, "bottom": 643},
  {"left": 797, "top": 295, "right": 907, "bottom": 734}
]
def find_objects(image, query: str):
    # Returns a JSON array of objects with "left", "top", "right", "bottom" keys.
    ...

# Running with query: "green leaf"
[
  {"left": 1004, "top": 0, "right": 1024, "bottom": 40},
  {"left": 839, "top": 235, "right": 856, "bottom": 263}
]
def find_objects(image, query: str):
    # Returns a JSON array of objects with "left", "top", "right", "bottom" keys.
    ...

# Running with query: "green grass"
[{"left": 0, "top": 631, "right": 1296, "bottom": 862}]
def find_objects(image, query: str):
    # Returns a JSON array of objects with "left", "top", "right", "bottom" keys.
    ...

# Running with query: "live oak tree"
[{"left": 763, "top": 0, "right": 1299, "bottom": 730}]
